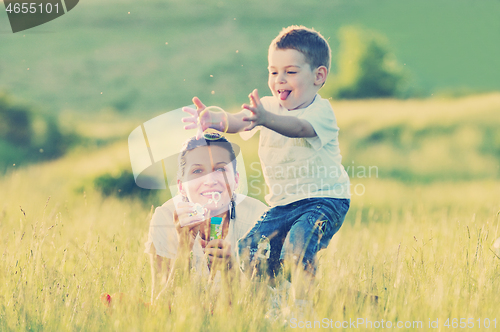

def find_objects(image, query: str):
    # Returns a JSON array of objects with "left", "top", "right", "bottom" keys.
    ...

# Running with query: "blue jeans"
[{"left": 237, "top": 197, "right": 350, "bottom": 276}]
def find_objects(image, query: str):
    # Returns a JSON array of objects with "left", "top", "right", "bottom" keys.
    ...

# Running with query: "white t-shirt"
[
  {"left": 144, "top": 194, "right": 268, "bottom": 271},
  {"left": 241, "top": 94, "right": 350, "bottom": 206}
]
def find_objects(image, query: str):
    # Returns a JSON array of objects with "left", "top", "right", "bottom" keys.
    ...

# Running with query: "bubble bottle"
[{"left": 210, "top": 217, "right": 223, "bottom": 241}]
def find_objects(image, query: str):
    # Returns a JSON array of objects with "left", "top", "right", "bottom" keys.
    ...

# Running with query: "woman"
[{"left": 144, "top": 133, "right": 267, "bottom": 302}]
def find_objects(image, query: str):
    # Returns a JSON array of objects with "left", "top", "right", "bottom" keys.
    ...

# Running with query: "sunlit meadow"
[{"left": 1, "top": 95, "right": 500, "bottom": 331}]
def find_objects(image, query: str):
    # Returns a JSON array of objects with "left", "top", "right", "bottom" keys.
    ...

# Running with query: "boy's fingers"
[
  {"left": 181, "top": 116, "right": 196, "bottom": 123},
  {"left": 244, "top": 122, "right": 257, "bottom": 131},
  {"left": 181, "top": 115, "right": 197, "bottom": 130},
  {"left": 248, "top": 93, "right": 256, "bottom": 107},
  {"left": 250, "top": 89, "right": 261, "bottom": 106},
  {"left": 249, "top": 93, "right": 257, "bottom": 106},
  {"left": 182, "top": 121, "right": 196, "bottom": 128},
  {"left": 182, "top": 107, "right": 198, "bottom": 116},
  {"left": 242, "top": 104, "right": 256, "bottom": 113},
  {"left": 192, "top": 97, "right": 206, "bottom": 111},
  {"left": 253, "top": 89, "right": 260, "bottom": 100}
]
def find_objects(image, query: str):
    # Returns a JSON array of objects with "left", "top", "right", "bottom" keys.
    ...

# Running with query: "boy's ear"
[{"left": 314, "top": 66, "right": 328, "bottom": 86}]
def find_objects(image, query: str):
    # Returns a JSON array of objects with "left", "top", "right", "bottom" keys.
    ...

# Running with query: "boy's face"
[{"left": 268, "top": 48, "right": 324, "bottom": 110}]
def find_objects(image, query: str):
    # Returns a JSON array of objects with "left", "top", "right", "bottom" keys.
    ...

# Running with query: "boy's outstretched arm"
[
  {"left": 182, "top": 97, "right": 251, "bottom": 135},
  {"left": 242, "top": 89, "right": 317, "bottom": 138},
  {"left": 227, "top": 111, "right": 253, "bottom": 133}
]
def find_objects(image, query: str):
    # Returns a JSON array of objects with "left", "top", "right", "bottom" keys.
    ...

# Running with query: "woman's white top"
[{"left": 144, "top": 194, "right": 268, "bottom": 271}]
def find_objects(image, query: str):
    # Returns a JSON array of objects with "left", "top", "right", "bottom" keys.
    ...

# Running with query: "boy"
[{"left": 183, "top": 25, "right": 350, "bottom": 314}]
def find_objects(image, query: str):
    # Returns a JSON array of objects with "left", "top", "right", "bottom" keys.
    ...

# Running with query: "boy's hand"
[
  {"left": 242, "top": 89, "right": 270, "bottom": 131},
  {"left": 182, "top": 97, "right": 206, "bottom": 139}
]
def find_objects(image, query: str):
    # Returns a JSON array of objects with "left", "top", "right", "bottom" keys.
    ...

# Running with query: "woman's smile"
[{"left": 179, "top": 145, "right": 238, "bottom": 216}]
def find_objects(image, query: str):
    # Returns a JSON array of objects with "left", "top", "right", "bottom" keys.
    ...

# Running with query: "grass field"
[{"left": 1, "top": 94, "right": 499, "bottom": 330}]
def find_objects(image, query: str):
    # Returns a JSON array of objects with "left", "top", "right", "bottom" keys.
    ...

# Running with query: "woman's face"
[{"left": 178, "top": 145, "right": 239, "bottom": 216}]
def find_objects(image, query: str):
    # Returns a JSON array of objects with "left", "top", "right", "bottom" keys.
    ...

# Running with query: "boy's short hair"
[{"left": 270, "top": 25, "right": 331, "bottom": 73}]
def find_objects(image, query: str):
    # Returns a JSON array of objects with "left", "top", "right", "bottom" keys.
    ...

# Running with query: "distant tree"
[
  {"left": 0, "top": 92, "right": 67, "bottom": 172},
  {"left": 325, "top": 26, "right": 408, "bottom": 99},
  {"left": 0, "top": 93, "right": 32, "bottom": 146}
]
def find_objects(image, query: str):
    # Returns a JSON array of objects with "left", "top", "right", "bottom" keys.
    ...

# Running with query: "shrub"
[
  {"left": 324, "top": 26, "right": 408, "bottom": 99},
  {"left": 0, "top": 94, "right": 32, "bottom": 146},
  {"left": 0, "top": 92, "right": 67, "bottom": 172},
  {"left": 93, "top": 170, "right": 163, "bottom": 205}
]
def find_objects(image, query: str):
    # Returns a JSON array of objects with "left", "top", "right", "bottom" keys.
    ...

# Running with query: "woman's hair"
[{"left": 177, "top": 134, "right": 238, "bottom": 180}]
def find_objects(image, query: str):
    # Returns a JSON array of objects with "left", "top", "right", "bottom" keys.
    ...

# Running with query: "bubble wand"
[{"left": 189, "top": 192, "right": 222, "bottom": 218}]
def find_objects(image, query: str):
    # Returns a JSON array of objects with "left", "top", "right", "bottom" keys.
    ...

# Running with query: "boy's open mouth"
[{"left": 278, "top": 89, "right": 291, "bottom": 100}]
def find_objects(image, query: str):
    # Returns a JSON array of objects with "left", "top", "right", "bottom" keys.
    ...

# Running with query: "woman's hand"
[
  {"left": 173, "top": 202, "right": 207, "bottom": 251},
  {"left": 203, "top": 239, "right": 233, "bottom": 270},
  {"left": 156, "top": 203, "right": 208, "bottom": 300}
]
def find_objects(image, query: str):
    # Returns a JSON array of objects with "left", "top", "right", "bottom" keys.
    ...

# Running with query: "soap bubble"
[{"left": 198, "top": 106, "right": 228, "bottom": 136}]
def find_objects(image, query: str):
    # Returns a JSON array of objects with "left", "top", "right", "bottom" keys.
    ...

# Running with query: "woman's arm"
[{"left": 153, "top": 204, "right": 205, "bottom": 302}]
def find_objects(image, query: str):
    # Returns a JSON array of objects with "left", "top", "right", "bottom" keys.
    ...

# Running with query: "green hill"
[
  {"left": 0, "top": 0, "right": 499, "bottom": 117},
  {"left": 336, "top": 93, "right": 500, "bottom": 184}
]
